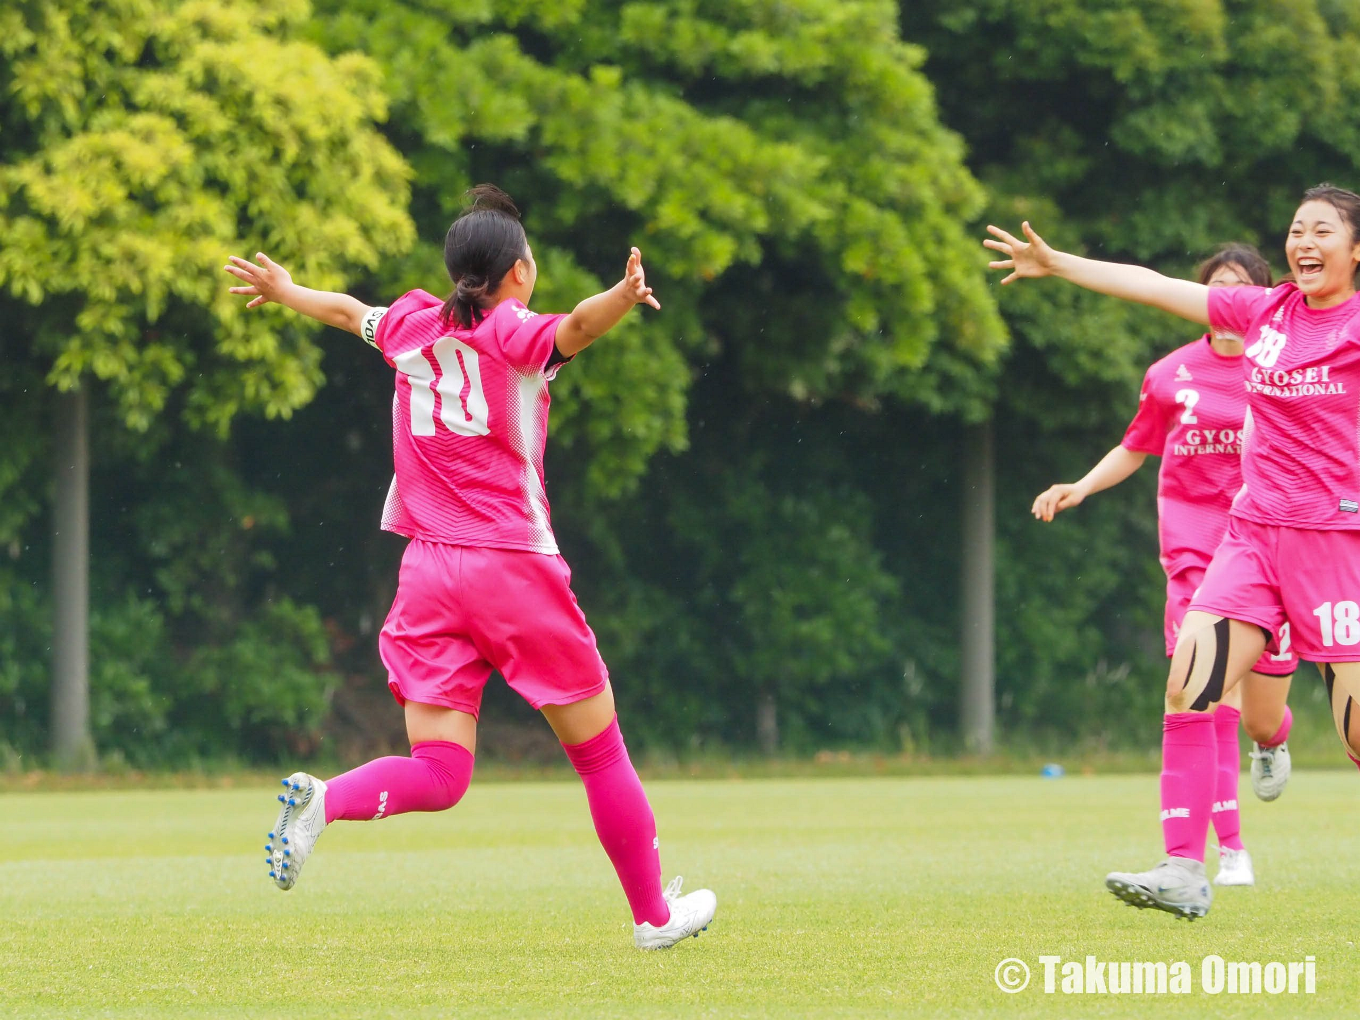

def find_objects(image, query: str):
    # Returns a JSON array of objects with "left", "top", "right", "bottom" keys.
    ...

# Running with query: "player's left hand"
[
  {"left": 623, "top": 248, "right": 661, "bottom": 310},
  {"left": 224, "top": 253, "right": 293, "bottom": 309}
]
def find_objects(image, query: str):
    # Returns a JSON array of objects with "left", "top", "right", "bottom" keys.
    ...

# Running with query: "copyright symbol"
[{"left": 994, "top": 958, "right": 1030, "bottom": 993}]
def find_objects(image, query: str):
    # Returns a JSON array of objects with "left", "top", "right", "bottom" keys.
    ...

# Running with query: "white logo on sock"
[
  {"left": 653, "top": 836, "right": 659, "bottom": 850},
  {"left": 1160, "top": 807, "right": 1189, "bottom": 821},
  {"left": 372, "top": 790, "right": 389, "bottom": 820}
]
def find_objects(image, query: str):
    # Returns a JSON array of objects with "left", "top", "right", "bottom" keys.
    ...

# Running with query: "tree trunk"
[
  {"left": 756, "top": 690, "right": 778, "bottom": 756},
  {"left": 960, "top": 420, "right": 995, "bottom": 754},
  {"left": 52, "top": 387, "right": 94, "bottom": 771}
]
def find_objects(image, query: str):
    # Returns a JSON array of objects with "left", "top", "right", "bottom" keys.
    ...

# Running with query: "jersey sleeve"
[
  {"left": 1207, "top": 285, "right": 1275, "bottom": 342},
  {"left": 1121, "top": 365, "right": 1170, "bottom": 455},
  {"left": 498, "top": 302, "right": 569, "bottom": 372},
  {"left": 366, "top": 289, "right": 442, "bottom": 360}
]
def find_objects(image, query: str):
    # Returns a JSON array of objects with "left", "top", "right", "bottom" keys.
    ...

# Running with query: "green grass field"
[{"left": 2, "top": 772, "right": 1356, "bottom": 1019}]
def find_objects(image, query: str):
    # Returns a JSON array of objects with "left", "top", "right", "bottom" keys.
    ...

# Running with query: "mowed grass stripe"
[{"left": 0, "top": 775, "right": 1355, "bottom": 1019}]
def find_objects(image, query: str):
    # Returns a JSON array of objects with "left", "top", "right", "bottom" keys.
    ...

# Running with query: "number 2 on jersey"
[
  {"left": 393, "top": 337, "right": 490, "bottom": 437},
  {"left": 1174, "top": 388, "right": 1199, "bottom": 425}
]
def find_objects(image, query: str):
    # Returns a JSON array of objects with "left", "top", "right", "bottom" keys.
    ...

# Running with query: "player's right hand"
[
  {"left": 1032, "top": 483, "right": 1085, "bottom": 522},
  {"left": 984, "top": 221, "right": 1057, "bottom": 285},
  {"left": 224, "top": 252, "right": 293, "bottom": 309}
]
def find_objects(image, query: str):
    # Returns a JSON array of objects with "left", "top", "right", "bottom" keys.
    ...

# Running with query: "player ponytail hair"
[
  {"left": 1300, "top": 183, "right": 1360, "bottom": 246},
  {"left": 441, "top": 184, "right": 530, "bottom": 328},
  {"left": 1196, "top": 243, "right": 1272, "bottom": 288}
]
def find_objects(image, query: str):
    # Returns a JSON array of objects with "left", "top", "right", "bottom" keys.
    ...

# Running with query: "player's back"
[{"left": 367, "top": 291, "right": 568, "bottom": 554}]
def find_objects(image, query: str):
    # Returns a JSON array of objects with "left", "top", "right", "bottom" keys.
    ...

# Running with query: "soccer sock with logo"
[
  {"left": 1261, "top": 705, "right": 1292, "bottom": 748},
  {"left": 561, "top": 717, "right": 669, "bottom": 927},
  {"left": 1160, "top": 712, "right": 1217, "bottom": 862},
  {"left": 324, "top": 740, "right": 474, "bottom": 823},
  {"left": 1210, "top": 706, "right": 1244, "bottom": 852}
]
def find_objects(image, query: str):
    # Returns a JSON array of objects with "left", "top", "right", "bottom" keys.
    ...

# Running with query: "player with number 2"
[
  {"left": 225, "top": 185, "right": 716, "bottom": 950},
  {"left": 1031, "top": 244, "right": 1297, "bottom": 890}
]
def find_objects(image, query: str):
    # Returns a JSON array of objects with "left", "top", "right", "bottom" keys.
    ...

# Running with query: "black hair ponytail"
[{"left": 441, "top": 184, "right": 530, "bottom": 328}]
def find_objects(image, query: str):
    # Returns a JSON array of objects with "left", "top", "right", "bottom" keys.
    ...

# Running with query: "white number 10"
[{"left": 393, "top": 338, "right": 490, "bottom": 437}]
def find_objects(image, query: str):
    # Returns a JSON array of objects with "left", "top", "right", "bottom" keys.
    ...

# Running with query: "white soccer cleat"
[
  {"left": 1213, "top": 846, "right": 1255, "bottom": 887},
  {"left": 1105, "top": 857, "right": 1211, "bottom": 920},
  {"left": 633, "top": 876, "right": 717, "bottom": 950},
  {"left": 1250, "top": 741, "right": 1291, "bottom": 802},
  {"left": 265, "top": 772, "right": 328, "bottom": 891}
]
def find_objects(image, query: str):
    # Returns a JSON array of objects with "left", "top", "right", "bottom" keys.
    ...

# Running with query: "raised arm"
[
  {"left": 554, "top": 248, "right": 661, "bottom": 359},
  {"left": 985, "top": 222, "right": 1211, "bottom": 326},
  {"left": 224, "top": 253, "right": 373, "bottom": 336},
  {"left": 1032, "top": 445, "right": 1148, "bottom": 522}
]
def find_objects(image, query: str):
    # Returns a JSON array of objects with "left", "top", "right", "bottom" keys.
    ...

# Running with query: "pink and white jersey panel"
[
  {"left": 362, "top": 291, "right": 567, "bottom": 554},
  {"left": 1209, "top": 283, "right": 1360, "bottom": 530},
  {"left": 1121, "top": 336, "right": 1246, "bottom": 578}
]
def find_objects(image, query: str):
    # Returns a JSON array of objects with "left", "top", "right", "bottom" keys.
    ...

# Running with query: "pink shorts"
[
  {"left": 379, "top": 540, "right": 609, "bottom": 717},
  {"left": 1168, "top": 559, "right": 1296, "bottom": 675},
  {"left": 1189, "top": 517, "right": 1360, "bottom": 664}
]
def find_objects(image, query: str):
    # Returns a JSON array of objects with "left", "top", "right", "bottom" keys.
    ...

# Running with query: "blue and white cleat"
[
  {"left": 633, "top": 876, "right": 717, "bottom": 949},
  {"left": 1105, "top": 857, "right": 1211, "bottom": 920},
  {"left": 267, "top": 772, "right": 327, "bottom": 891},
  {"left": 1250, "top": 741, "right": 1291, "bottom": 802}
]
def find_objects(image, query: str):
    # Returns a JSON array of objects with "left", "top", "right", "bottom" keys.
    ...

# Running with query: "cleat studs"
[
  {"left": 268, "top": 832, "right": 276, "bottom": 839},
  {"left": 282, "top": 779, "right": 290, "bottom": 786},
  {"left": 278, "top": 794, "right": 286, "bottom": 802},
  {"left": 283, "top": 849, "right": 291, "bottom": 857},
  {"left": 288, "top": 798, "right": 296, "bottom": 806},
  {"left": 281, "top": 862, "right": 289, "bottom": 870},
  {"left": 281, "top": 837, "right": 289, "bottom": 845},
  {"left": 265, "top": 857, "right": 272, "bottom": 864},
  {"left": 270, "top": 871, "right": 276, "bottom": 878},
  {"left": 265, "top": 844, "right": 272, "bottom": 852}
]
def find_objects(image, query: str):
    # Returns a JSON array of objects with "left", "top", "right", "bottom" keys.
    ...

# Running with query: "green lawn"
[{"left": 1, "top": 773, "right": 1356, "bottom": 1018}]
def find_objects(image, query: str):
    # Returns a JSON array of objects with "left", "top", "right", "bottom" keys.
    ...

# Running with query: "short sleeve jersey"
[
  {"left": 361, "top": 291, "right": 568, "bottom": 553},
  {"left": 1121, "top": 336, "right": 1247, "bottom": 573},
  {"left": 1208, "top": 283, "right": 1360, "bottom": 529}
]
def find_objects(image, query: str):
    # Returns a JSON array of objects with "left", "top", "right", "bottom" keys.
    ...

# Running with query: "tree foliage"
[
  {"left": 14, "top": 0, "right": 1359, "bottom": 764},
  {"left": 0, "top": 0, "right": 412, "bottom": 764}
]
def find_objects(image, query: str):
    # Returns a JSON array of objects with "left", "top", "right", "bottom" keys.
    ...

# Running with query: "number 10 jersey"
[{"left": 364, "top": 290, "right": 568, "bottom": 554}]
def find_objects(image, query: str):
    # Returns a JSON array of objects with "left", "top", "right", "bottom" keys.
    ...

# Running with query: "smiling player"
[{"left": 988, "top": 184, "right": 1360, "bottom": 920}]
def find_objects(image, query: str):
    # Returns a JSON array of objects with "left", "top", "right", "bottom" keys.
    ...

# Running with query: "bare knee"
[{"left": 1243, "top": 716, "right": 1278, "bottom": 744}]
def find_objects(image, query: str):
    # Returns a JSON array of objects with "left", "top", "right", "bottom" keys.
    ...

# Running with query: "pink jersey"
[
  {"left": 1122, "top": 335, "right": 1248, "bottom": 576},
  {"left": 1209, "top": 283, "right": 1360, "bottom": 530},
  {"left": 362, "top": 291, "right": 567, "bottom": 553}
]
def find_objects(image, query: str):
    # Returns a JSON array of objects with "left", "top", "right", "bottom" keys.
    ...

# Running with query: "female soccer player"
[
  {"left": 225, "top": 185, "right": 716, "bottom": 949},
  {"left": 987, "top": 184, "right": 1360, "bottom": 920},
  {"left": 1031, "top": 245, "right": 1297, "bottom": 889}
]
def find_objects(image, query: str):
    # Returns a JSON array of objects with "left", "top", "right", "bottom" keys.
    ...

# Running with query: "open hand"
[
  {"left": 623, "top": 248, "right": 661, "bottom": 310},
  {"left": 224, "top": 252, "right": 293, "bottom": 309},
  {"left": 984, "top": 222, "right": 1057, "bottom": 285},
  {"left": 1032, "top": 483, "right": 1085, "bottom": 522}
]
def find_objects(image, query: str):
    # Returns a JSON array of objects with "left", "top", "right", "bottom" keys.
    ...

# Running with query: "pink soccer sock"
[
  {"left": 324, "top": 740, "right": 474, "bottom": 823},
  {"left": 1261, "top": 705, "right": 1292, "bottom": 748},
  {"left": 1210, "top": 706, "right": 1244, "bottom": 853},
  {"left": 1160, "top": 712, "right": 1217, "bottom": 863},
  {"left": 562, "top": 717, "right": 669, "bottom": 927}
]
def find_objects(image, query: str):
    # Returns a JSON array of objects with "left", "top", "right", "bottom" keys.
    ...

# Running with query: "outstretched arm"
[
  {"left": 224, "top": 253, "right": 374, "bottom": 336},
  {"left": 554, "top": 248, "right": 661, "bottom": 358},
  {"left": 985, "top": 222, "right": 1211, "bottom": 325},
  {"left": 1032, "top": 445, "right": 1148, "bottom": 522}
]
